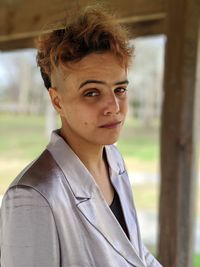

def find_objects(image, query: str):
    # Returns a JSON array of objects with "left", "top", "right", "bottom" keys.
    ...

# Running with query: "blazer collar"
[
  {"left": 47, "top": 130, "right": 145, "bottom": 267},
  {"left": 47, "top": 130, "right": 121, "bottom": 199}
]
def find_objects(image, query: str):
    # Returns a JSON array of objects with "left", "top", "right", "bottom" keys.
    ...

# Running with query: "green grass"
[
  {"left": 118, "top": 138, "right": 158, "bottom": 161},
  {"left": 0, "top": 113, "right": 47, "bottom": 159},
  {"left": 132, "top": 183, "right": 160, "bottom": 210},
  {"left": 0, "top": 114, "right": 48, "bottom": 193},
  {"left": 194, "top": 254, "right": 200, "bottom": 267},
  {"left": 117, "top": 117, "right": 159, "bottom": 161}
]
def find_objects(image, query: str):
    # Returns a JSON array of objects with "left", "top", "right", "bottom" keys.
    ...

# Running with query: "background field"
[{"left": 0, "top": 113, "right": 199, "bottom": 266}]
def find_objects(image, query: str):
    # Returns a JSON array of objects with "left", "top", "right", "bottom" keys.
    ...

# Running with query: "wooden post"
[{"left": 158, "top": 0, "right": 200, "bottom": 267}]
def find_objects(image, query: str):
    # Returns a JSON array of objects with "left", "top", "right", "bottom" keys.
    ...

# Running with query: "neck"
[
  {"left": 59, "top": 128, "right": 114, "bottom": 205},
  {"left": 59, "top": 128, "right": 105, "bottom": 172}
]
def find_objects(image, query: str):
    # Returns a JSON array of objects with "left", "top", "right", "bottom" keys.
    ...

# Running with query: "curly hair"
[{"left": 36, "top": 5, "right": 133, "bottom": 89}]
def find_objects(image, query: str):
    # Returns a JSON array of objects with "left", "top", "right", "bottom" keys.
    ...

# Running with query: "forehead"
[{"left": 62, "top": 52, "right": 127, "bottom": 84}]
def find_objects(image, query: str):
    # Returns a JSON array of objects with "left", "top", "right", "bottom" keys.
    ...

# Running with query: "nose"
[{"left": 103, "top": 93, "right": 120, "bottom": 116}]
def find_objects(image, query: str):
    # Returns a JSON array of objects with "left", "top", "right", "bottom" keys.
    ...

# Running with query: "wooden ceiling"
[{"left": 0, "top": 0, "right": 166, "bottom": 51}]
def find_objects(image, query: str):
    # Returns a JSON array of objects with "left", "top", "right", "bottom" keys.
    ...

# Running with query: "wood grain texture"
[
  {"left": 0, "top": 0, "right": 166, "bottom": 41},
  {"left": 0, "top": 18, "right": 166, "bottom": 51},
  {"left": 158, "top": 0, "right": 200, "bottom": 266}
]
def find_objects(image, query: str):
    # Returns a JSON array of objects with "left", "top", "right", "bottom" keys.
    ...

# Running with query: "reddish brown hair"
[{"left": 36, "top": 5, "right": 133, "bottom": 89}]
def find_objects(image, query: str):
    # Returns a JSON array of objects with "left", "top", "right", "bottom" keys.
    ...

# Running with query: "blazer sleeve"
[{"left": 0, "top": 186, "right": 60, "bottom": 267}]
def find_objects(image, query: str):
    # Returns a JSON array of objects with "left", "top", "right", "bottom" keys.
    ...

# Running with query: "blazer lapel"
[
  {"left": 104, "top": 145, "right": 146, "bottom": 265},
  {"left": 77, "top": 187, "right": 145, "bottom": 267},
  {"left": 47, "top": 134, "right": 145, "bottom": 267},
  {"left": 112, "top": 170, "right": 145, "bottom": 262}
]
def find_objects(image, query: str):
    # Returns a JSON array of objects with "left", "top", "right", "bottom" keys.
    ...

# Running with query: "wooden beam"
[
  {"left": 0, "top": 0, "right": 166, "bottom": 41},
  {"left": 0, "top": 37, "right": 35, "bottom": 51},
  {"left": 126, "top": 17, "right": 166, "bottom": 38},
  {"left": 0, "top": 17, "right": 166, "bottom": 51},
  {"left": 158, "top": 0, "right": 200, "bottom": 266}
]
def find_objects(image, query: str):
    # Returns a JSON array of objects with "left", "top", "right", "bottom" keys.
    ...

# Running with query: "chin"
[{"left": 99, "top": 136, "right": 120, "bottom": 146}]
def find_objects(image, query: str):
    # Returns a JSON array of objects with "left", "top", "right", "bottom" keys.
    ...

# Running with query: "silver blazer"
[{"left": 0, "top": 131, "right": 162, "bottom": 267}]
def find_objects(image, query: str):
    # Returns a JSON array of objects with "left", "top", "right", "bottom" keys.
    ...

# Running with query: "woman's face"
[{"left": 49, "top": 52, "right": 129, "bottom": 148}]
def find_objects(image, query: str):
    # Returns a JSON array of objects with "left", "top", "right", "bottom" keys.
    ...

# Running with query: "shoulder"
[
  {"left": 7, "top": 149, "right": 65, "bottom": 202},
  {"left": 0, "top": 185, "right": 60, "bottom": 267}
]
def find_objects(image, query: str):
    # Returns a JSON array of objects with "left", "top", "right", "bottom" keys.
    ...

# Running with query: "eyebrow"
[{"left": 79, "top": 79, "right": 129, "bottom": 89}]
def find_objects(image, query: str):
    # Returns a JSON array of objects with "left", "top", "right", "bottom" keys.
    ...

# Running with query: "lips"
[{"left": 99, "top": 121, "right": 122, "bottom": 129}]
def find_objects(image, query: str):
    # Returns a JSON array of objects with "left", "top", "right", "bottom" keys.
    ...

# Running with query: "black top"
[{"left": 110, "top": 191, "right": 130, "bottom": 239}]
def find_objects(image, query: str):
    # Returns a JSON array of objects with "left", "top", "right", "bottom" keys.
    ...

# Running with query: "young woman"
[{"left": 0, "top": 6, "right": 162, "bottom": 267}]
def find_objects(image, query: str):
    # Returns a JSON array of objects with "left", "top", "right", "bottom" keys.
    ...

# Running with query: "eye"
[
  {"left": 83, "top": 89, "right": 100, "bottom": 97},
  {"left": 114, "top": 87, "right": 128, "bottom": 95}
]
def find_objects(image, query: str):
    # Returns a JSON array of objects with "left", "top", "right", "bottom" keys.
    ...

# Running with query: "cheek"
[
  {"left": 121, "top": 99, "right": 128, "bottom": 113},
  {"left": 65, "top": 108, "right": 94, "bottom": 126},
  {"left": 125, "top": 102, "right": 128, "bottom": 113},
  {"left": 61, "top": 98, "right": 98, "bottom": 125}
]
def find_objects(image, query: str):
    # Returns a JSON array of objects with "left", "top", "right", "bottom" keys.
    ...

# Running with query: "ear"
[{"left": 48, "top": 87, "right": 64, "bottom": 116}]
